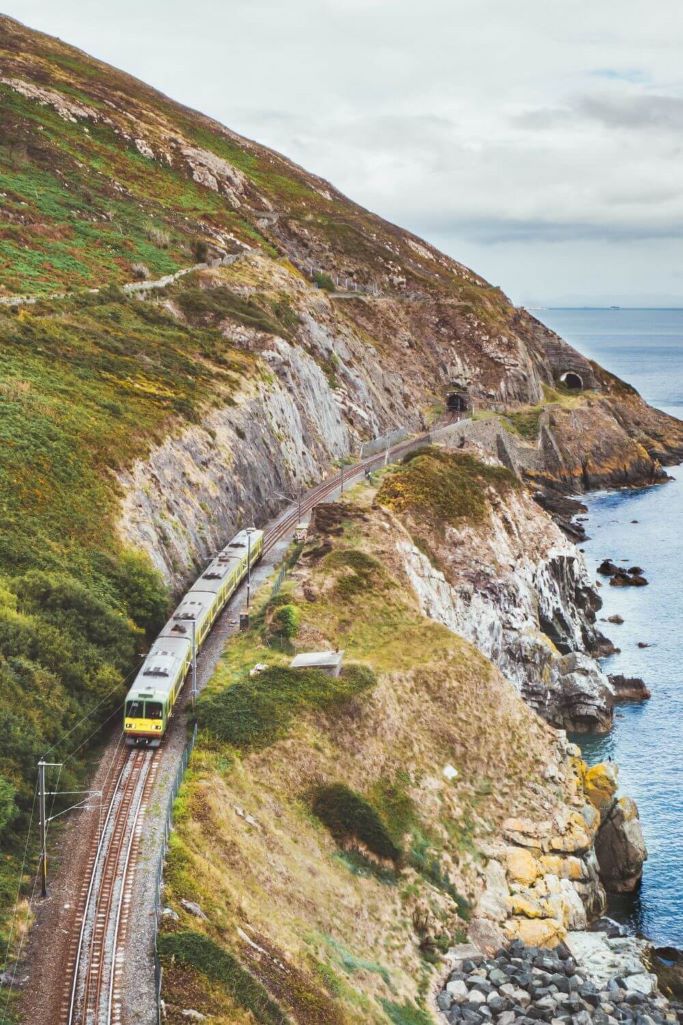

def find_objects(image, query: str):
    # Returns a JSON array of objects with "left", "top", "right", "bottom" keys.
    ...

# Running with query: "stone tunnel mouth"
[{"left": 559, "top": 371, "right": 584, "bottom": 391}]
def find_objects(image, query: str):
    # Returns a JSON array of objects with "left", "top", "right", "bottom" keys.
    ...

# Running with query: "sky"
[{"left": 4, "top": 0, "right": 683, "bottom": 306}]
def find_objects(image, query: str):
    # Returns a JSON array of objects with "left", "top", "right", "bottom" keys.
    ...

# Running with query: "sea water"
[{"left": 536, "top": 308, "right": 683, "bottom": 945}]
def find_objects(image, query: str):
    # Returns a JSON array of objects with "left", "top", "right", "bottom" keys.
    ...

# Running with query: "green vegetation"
[
  {"left": 503, "top": 406, "right": 544, "bottom": 440},
  {"left": 380, "top": 999, "right": 432, "bottom": 1025},
  {"left": 324, "top": 936, "right": 393, "bottom": 987},
  {"left": 377, "top": 446, "right": 519, "bottom": 533},
  {"left": 313, "top": 271, "right": 335, "bottom": 292},
  {"left": 325, "top": 549, "right": 389, "bottom": 599},
  {"left": 159, "top": 930, "right": 289, "bottom": 1025},
  {"left": 312, "top": 783, "right": 403, "bottom": 863},
  {"left": 197, "top": 664, "right": 376, "bottom": 751},
  {"left": 270, "top": 603, "right": 301, "bottom": 641},
  {"left": 0, "top": 282, "right": 257, "bottom": 952},
  {"left": 409, "top": 832, "right": 471, "bottom": 920},
  {"left": 175, "top": 285, "right": 298, "bottom": 339}
]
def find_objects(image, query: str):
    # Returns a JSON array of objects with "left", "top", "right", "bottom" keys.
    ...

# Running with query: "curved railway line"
[{"left": 56, "top": 424, "right": 460, "bottom": 1025}]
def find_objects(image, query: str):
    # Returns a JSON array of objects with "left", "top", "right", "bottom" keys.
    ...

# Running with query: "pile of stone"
[{"left": 438, "top": 940, "right": 678, "bottom": 1025}]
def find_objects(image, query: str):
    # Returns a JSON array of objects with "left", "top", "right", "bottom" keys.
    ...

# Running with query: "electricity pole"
[{"left": 38, "top": 760, "right": 47, "bottom": 898}]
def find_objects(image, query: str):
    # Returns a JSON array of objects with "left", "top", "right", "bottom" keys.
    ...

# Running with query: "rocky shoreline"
[{"left": 438, "top": 936, "right": 679, "bottom": 1025}]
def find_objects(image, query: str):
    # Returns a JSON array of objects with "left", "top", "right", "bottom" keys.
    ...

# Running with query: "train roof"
[
  {"left": 159, "top": 589, "right": 218, "bottom": 640},
  {"left": 189, "top": 529, "right": 265, "bottom": 596},
  {"left": 148, "top": 635, "right": 192, "bottom": 659},
  {"left": 218, "top": 528, "right": 264, "bottom": 556},
  {"left": 127, "top": 648, "right": 186, "bottom": 702}
]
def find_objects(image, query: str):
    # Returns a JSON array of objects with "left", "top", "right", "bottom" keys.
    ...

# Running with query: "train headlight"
[{"left": 155, "top": 724, "right": 162, "bottom": 730}]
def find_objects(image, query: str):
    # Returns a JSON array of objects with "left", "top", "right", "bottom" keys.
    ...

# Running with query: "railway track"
[
  {"left": 263, "top": 432, "right": 430, "bottom": 554},
  {"left": 60, "top": 747, "right": 158, "bottom": 1025}
]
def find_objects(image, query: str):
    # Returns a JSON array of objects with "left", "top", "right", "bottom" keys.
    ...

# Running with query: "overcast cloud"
[{"left": 4, "top": 0, "right": 683, "bottom": 305}]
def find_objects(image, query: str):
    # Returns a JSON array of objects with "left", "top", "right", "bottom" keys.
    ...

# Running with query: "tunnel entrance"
[
  {"left": 446, "top": 391, "right": 470, "bottom": 413},
  {"left": 559, "top": 371, "right": 584, "bottom": 391}
]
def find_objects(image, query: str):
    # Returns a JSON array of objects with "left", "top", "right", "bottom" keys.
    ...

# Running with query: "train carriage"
[{"left": 124, "top": 528, "right": 264, "bottom": 745}]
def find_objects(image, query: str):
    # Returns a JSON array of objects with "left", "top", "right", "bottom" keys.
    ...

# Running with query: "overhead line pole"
[
  {"left": 37, "top": 760, "right": 63, "bottom": 897},
  {"left": 38, "top": 760, "right": 46, "bottom": 898}
]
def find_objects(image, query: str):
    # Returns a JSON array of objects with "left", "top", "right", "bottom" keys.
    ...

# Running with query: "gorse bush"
[
  {"left": 377, "top": 446, "right": 519, "bottom": 532},
  {"left": 271, "top": 603, "right": 301, "bottom": 640},
  {"left": 198, "top": 664, "right": 375, "bottom": 751},
  {"left": 312, "top": 783, "right": 403, "bottom": 863},
  {"left": 313, "top": 271, "right": 335, "bottom": 292}
]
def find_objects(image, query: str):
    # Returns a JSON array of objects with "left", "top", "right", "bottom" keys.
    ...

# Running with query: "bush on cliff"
[
  {"left": 377, "top": 446, "right": 518, "bottom": 532},
  {"left": 311, "top": 783, "right": 404, "bottom": 864},
  {"left": 198, "top": 663, "right": 376, "bottom": 751}
]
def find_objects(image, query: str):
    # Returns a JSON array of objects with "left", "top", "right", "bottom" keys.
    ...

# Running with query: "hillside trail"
[{"left": 0, "top": 258, "right": 230, "bottom": 308}]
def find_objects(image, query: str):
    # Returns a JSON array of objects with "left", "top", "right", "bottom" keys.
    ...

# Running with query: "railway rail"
[
  {"left": 57, "top": 424, "right": 456, "bottom": 1025},
  {"left": 61, "top": 748, "right": 158, "bottom": 1025}
]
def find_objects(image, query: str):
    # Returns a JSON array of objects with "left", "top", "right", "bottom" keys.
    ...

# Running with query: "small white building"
[{"left": 289, "top": 651, "right": 344, "bottom": 677}]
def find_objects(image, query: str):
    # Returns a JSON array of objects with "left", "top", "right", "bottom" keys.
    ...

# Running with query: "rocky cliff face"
[{"left": 376, "top": 451, "right": 615, "bottom": 734}]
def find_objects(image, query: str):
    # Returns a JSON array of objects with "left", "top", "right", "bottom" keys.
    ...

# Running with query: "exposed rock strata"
[{"left": 394, "top": 488, "right": 615, "bottom": 733}]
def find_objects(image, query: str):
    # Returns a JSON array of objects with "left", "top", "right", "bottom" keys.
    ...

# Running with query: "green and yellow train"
[{"left": 123, "top": 528, "right": 264, "bottom": 745}]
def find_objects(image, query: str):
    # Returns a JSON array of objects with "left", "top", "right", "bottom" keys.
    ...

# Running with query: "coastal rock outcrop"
[
  {"left": 595, "top": 798, "right": 648, "bottom": 894},
  {"left": 609, "top": 674, "right": 651, "bottom": 702},
  {"left": 582, "top": 763, "right": 647, "bottom": 893},
  {"left": 394, "top": 485, "right": 615, "bottom": 733}
]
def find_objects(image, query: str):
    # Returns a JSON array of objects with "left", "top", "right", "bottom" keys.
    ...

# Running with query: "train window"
[
  {"left": 126, "top": 700, "right": 144, "bottom": 718},
  {"left": 146, "top": 702, "right": 163, "bottom": 719}
]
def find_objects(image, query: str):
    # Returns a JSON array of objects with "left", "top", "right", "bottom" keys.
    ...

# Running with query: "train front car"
[{"left": 124, "top": 645, "right": 187, "bottom": 747}]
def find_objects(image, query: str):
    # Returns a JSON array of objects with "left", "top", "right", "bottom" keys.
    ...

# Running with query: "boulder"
[
  {"left": 608, "top": 615, "right": 624, "bottom": 625},
  {"left": 584, "top": 763, "right": 619, "bottom": 815},
  {"left": 180, "top": 898, "right": 208, "bottom": 919},
  {"left": 594, "top": 797, "right": 647, "bottom": 893},
  {"left": 597, "top": 560, "right": 619, "bottom": 577},
  {"left": 552, "top": 653, "right": 614, "bottom": 733},
  {"left": 506, "top": 916, "right": 566, "bottom": 948},
  {"left": 610, "top": 571, "right": 648, "bottom": 587},
  {"left": 478, "top": 860, "right": 509, "bottom": 922},
  {"left": 466, "top": 918, "right": 505, "bottom": 955},
  {"left": 506, "top": 847, "right": 541, "bottom": 886}
]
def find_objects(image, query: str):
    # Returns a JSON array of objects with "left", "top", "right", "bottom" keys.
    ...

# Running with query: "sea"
[{"left": 535, "top": 307, "right": 683, "bottom": 947}]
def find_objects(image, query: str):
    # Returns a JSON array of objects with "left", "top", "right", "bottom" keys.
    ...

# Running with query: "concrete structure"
[{"left": 289, "top": 651, "right": 344, "bottom": 677}]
